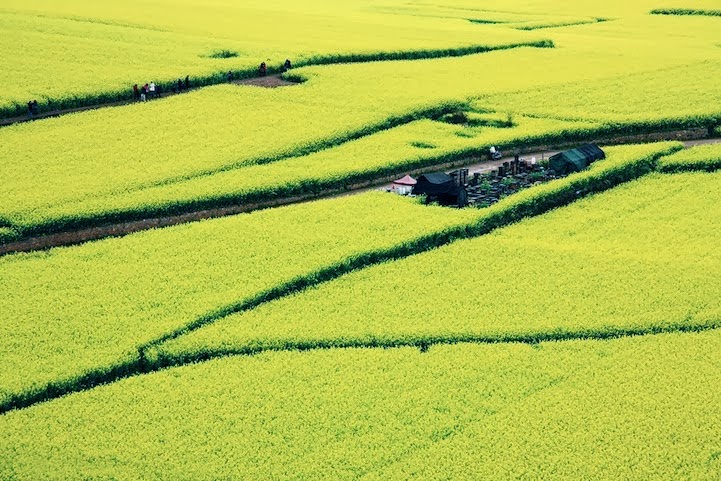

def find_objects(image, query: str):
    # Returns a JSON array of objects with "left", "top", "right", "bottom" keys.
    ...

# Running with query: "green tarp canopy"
[{"left": 549, "top": 144, "right": 605, "bottom": 175}]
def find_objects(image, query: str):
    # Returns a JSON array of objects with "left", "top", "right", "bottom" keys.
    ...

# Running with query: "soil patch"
[{"left": 233, "top": 74, "right": 297, "bottom": 88}]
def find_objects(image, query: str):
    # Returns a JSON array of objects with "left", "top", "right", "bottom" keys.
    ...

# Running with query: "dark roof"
[
  {"left": 413, "top": 172, "right": 459, "bottom": 197},
  {"left": 417, "top": 173, "right": 453, "bottom": 184},
  {"left": 549, "top": 144, "right": 605, "bottom": 174}
]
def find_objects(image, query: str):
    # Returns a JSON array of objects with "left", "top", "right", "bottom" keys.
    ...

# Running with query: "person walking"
[
  {"left": 140, "top": 84, "right": 147, "bottom": 102},
  {"left": 31, "top": 100, "right": 39, "bottom": 116},
  {"left": 27, "top": 101, "right": 33, "bottom": 118},
  {"left": 133, "top": 84, "right": 140, "bottom": 101},
  {"left": 258, "top": 62, "right": 267, "bottom": 77},
  {"left": 149, "top": 81, "right": 156, "bottom": 99},
  {"left": 227, "top": 70, "right": 233, "bottom": 82}
]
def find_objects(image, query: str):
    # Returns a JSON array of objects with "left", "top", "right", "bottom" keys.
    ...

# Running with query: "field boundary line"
[
  {"left": 149, "top": 319, "right": 721, "bottom": 371},
  {"left": 3, "top": 318, "right": 719, "bottom": 416},
  {"left": 650, "top": 8, "right": 721, "bottom": 18}
]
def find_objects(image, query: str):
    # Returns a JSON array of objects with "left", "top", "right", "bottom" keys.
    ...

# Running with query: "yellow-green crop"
[
  {"left": 658, "top": 142, "right": 721, "bottom": 172},
  {"left": 0, "top": 141, "right": 678, "bottom": 410},
  {"left": 0, "top": 192, "right": 479, "bottom": 410},
  {"left": 157, "top": 168, "right": 721, "bottom": 362},
  {"left": 3, "top": 33, "right": 718, "bottom": 237},
  {"left": 3, "top": 331, "right": 721, "bottom": 480},
  {"left": 6, "top": 115, "right": 600, "bottom": 237},
  {"left": 0, "top": 1, "right": 544, "bottom": 114}
]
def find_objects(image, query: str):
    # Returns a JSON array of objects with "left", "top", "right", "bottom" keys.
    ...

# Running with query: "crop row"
[
  {"left": 3, "top": 330, "right": 721, "bottom": 480},
  {"left": 0, "top": 104, "right": 708, "bottom": 242},
  {"left": 6, "top": 0, "right": 717, "bottom": 117},
  {"left": 650, "top": 8, "right": 721, "bottom": 17},
  {"left": 0, "top": 37, "right": 551, "bottom": 119},
  {"left": 5, "top": 115, "right": 605, "bottom": 239},
  {"left": 0, "top": 87, "right": 468, "bottom": 239},
  {"left": 482, "top": 60, "right": 721, "bottom": 129},
  {"left": 3, "top": 34, "right": 720, "bottom": 240},
  {"left": 153, "top": 166, "right": 721, "bottom": 365},
  {"left": 658, "top": 142, "right": 721, "bottom": 172},
  {"left": 0, "top": 141, "right": 680, "bottom": 412},
  {"left": 0, "top": 192, "right": 482, "bottom": 411},
  {"left": 0, "top": 5, "right": 548, "bottom": 118}
]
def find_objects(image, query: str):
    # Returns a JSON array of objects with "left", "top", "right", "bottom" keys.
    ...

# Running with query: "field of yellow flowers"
[
  {"left": 2, "top": 1, "right": 720, "bottom": 236},
  {"left": 3, "top": 1, "right": 721, "bottom": 479},
  {"left": 4, "top": 160, "right": 721, "bottom": 479}
]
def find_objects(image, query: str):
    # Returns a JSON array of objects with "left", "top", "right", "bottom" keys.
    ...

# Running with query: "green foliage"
[
  {"left": 0, "top": 115, "right": 603, "bottom": 239},
  {"left": 501, "top": 176, "right": 517, "bottom": 186},
  {"left": 650, "top": 8, "right": 721, "bottom": 17},
  {"left": 0, "top": 5, "right": 550, "bottom": 119},
  {"left": 204, "top": 50, "right": 240, "bottom": 59},
  {"left": 4, "top": 4, "right": 721, "bottom": 479},
  {"left": 0, "top": 142, "right": 679, "bottom": 411},
  {"left": 513, "top": 17, "right": 608, "bottom": 30},
  {"left": 484, "top": 61, "right": 721, "bottom": 128},
  {"left": 0, "top": 227, "right": 19, "bottom": 244},
  {"left": 4, "top": 13, "right": 720, "bottom": 237},
  {"left": 658, "top": 142, "right": 721, "bottom": 172},
  {"left": 439, "top": 111, "right": 469, "bottom": 124},
  {"left": 528, "top": 170, "right": 547, "bottom": 182}
]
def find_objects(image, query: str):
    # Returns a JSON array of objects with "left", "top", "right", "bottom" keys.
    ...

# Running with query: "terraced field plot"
[
  {"left": 3, "top": 0, "right": 721, "bottom": 479},
  {"left": 4, "top": 160, "right": 721, "bottom": 479},
  {"left": 2, "top": 4, "right": 721, "bottom": 238}
]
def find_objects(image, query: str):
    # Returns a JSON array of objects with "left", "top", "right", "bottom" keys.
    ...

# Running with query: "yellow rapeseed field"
[{"left": 2, "top": 1, "right": 721, "bottom": 479}]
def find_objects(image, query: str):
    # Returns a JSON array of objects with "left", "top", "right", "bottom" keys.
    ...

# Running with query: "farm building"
[
  {"left": 412, "top": 172, "right": 467, "bottom": 207},
  {"left": 549, "top": 144, "right": 605, "bottom": 175},
  {"left": 391, "top": 175, "right": 417, "bottom": 195}
]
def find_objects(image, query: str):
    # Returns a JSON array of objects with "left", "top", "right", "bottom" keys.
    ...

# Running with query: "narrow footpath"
[
  {"left": 0, "top": 75, "right": 294, "bottom": 128},
  {"left": 1, "top": 137, "right": 718, "bottom": 257},
  {"left": 357, "top": 137, "right": 721, "bottom": 194}
]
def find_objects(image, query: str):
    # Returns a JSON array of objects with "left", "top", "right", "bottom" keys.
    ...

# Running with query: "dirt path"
[
  {"left": 2, "top": 135, "right": 719, "bottom": 256},
  {"left": 362, "top": 137, "right": 721, "bottom": 193},
  {"left": 233, "top": 75, "right": 297, "bottom": 88},
  {"left": 0, "top": 75, "right": 294, "bottom": 128}
]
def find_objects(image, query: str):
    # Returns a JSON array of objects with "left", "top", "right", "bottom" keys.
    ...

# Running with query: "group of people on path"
[
  {"left": 133, "top": 82, "right": 158, "bottom": 102},
  {"left": 26, "top": 100, "right": 39, "bottom": 117},
  {"left": 131, "top": 58, "right": 293, "bottom": 103},
  {"left": 133, "top": 76, "right": 190, "bottom": 102},
  {"left": 258, "top": 59, "right": 292, "bottom": 77},
  {"left": 23, "top": 58, "right": 295, "bottom": 120}
]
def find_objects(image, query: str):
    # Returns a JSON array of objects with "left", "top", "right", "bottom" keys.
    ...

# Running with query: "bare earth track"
[
  {"left": 233, "top": 75, "right": 297, "bottom": 88},
  {"left": 1, "top": 136, "right": 718, "bottom": 257},
  {"left": 0, "top": 75, "right": 295, "bottom": 128}
]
